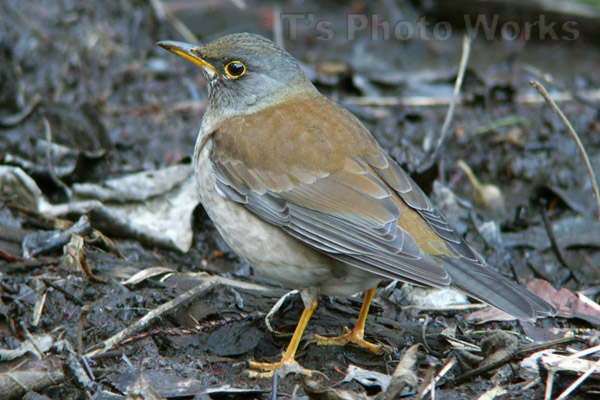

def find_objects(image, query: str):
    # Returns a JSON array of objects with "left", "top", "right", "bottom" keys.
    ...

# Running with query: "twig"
[
  {"left": 84, "top": 280, "right": 218, "bottom": 356},
  {"left": 228, "top": 0, "right": 247, "bottom": 9},
  {"left": 0, "top": 249, "right": 24, "bottom": 262},
  {"left": 265, "top": 289, "right": 298, "bottom": 335},
  {"left": 530, "top": 80, "right": 600, "bottom": 220},
  {"left": 555, "top": 358, "right": 600, "bottom": 400},
  {"left": 521, "top": 377, "right": 541, "bottom": 391},
  {"left": 272, "top": 3, "right": 283, "bottom": 49},
  {"left": 84, "top": 275, "right": 274, "bottom": 356},
  {"left": 429, "top": 367, "right": 436, "bottom": 400},
  {"left": 518, "top": 89, "right": 600, "bottom": 104},
  {"left": 539, "top": 200, "right": 580, "bottom": 284},
  {"left": 521, "top": 64, "right": 596, "bottom": 109},
  {"left": 417, "top": 356, "right": 456, "bottom": 399},
  {"left": 0, "top": 95, "right": 42, "bottom": 127},
  {"left": 552, "top": 343, "right": 600, "bottom": 365},
  {"left": 77, "top": 305, "right": 91, "bottom": 355},
  {"left": 509, "top": 261, "right": 522, "bottom": 285},
  {"left": 42, "top": 118, "right": 72, "bottom": 201},
  {"left": 150, "top": 0, "right": 198, "bottom": 44},
  {"left": 544, "top": 369, "right": 556, "bottom": 400},
  {"left": 422, "top": 34, "right": 472, "bottom": 171},
  {"left": 40, "top": 278, "right": 84, "bottom": 306},
  {"left": 19, "top": 321, "right": 45, "bottom": 360},
  {"left": 401, "top": 303, "right": 487, "bottom": 313},
  {"left": 114, "top": 313, "right": 260, "bottom": 348},
  {"left": 30, "top": 280, "right": 47, "bottom": 327},
  {"left": 344, "top": 89, "right": 600, "bottom": 108},
  {"left": 469, "top": 115, "right": 528, "bottom": 136},
  {"left": 457, "top": 159, "right": 481, "bottom": 192},
  {"left": 448, "top": 337, "right": 582, "bottom": 386},
  {"left": 272, "top": 371, "right": 278, "bottom": 400},
  {"left": 421, "top": 316, "right": 441, "bottom": 357},
  {"left": 345, "top": 96, "right": 455, "bottom": 107},
  {"left": 24, "top": 215, "right": 91, "bottom": 258}
]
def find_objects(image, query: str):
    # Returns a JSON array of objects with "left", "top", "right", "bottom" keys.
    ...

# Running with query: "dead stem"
[
  {"left": 522, "top": 64, "right": 597, "bottom": 109},
  {"left": 272, "top": 3, "right": 283, "bottom": 49},
  {"left": 540, "top": 199, "right": 580, "bottom": 284},
  {"left": 402, "top": 33, "right": 472, "bottom": 174},
  {"left": 345, "top": 89, "right": 600, "bottom": 108},
  {"left": 429, "top": 35, "right": 472, "bottom": 163},
  {"left": 42, "top": 118, "right": 71, "bottom": 201},
  {"left": 84, "top": 275, "right": 273, "bottom": 357},
  {"left": 150, "top": 0, "right": 198, "bottom": 45},
  {"left": 530, "top": 80, "right": 600, "bottom": 220}
]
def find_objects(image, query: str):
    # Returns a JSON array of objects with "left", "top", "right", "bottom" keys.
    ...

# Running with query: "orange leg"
[
  {"left": 312, "top": 286, "right": 386, "bottom": 354},
  {"left": 247, "top": 298, "right": 318, "bottom": 378}
]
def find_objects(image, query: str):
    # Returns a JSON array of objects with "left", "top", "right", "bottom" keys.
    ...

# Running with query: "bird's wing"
[{"left": 208, "top": 95, "right": 553, "bottom": 319}]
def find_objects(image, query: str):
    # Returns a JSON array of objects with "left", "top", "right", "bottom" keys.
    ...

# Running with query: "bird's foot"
[
  {"left": 246, "top": 358, "right": 316, "bottom": 379},
  {"left": 311, "top": 326, "right": 389, "bottom": 355}
]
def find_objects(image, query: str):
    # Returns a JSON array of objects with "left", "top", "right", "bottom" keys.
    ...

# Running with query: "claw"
[
  {"left": 311, "top": 326, "right": 388, "bottom": 355},
  {"left": 246, "top": 359, "right": 315, "bottom": 379},
  {"left": 245, "top": 297, "right": 319, "bottom": 379}
]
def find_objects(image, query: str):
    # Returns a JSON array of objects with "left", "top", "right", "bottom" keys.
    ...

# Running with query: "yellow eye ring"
[{"left": 224, "top": 61, "right": 246, "bottom": 79}]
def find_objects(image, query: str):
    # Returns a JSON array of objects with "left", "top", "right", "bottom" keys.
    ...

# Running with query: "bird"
[{"left": 157, "top": 33, "right": 554, "bottom": 378}]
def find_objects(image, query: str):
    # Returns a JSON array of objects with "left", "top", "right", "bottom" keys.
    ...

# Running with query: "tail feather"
[{"left": 440, "top": 256, "right": 555, "bottom": 321}]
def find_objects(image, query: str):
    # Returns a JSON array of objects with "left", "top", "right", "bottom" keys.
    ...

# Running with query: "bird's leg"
[
  {"left": 312, "top": 286, "right": 387, "bottom": 354},
  {"left": 246, "top": 298, "right": 318, "bottom": 378}
]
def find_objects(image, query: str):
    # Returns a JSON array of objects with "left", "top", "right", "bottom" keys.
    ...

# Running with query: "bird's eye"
[{"left": 224, "top": 61, "right": 246, "bottom": 78}]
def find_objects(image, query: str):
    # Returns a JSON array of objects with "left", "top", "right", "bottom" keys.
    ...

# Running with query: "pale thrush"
[{"left": 158, "top": 33, "right": 554, "bottom": 378}]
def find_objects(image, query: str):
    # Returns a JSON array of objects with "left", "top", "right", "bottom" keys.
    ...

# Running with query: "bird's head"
[{"left": 158, "top": 33, "right": 315, "bottom": 116}]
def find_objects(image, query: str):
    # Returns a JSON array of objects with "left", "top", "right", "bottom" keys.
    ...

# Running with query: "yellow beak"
[{"left": 157, "top": 40, "right": 220, "bottom": 78}]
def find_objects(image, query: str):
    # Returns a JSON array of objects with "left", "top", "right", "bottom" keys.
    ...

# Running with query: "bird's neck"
[{"left": 206, "top": 77, "right": 319, "bottom": 119}]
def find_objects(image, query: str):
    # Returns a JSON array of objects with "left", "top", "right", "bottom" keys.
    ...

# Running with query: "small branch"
[
  {"left": 228, "top": 0, "right": 247, "bottom": 9},
  {"left": 150, "top": 0, "right": 198, "bottom": 44},
  {"left": 544, "top": 370, "right": 555, "bottom": 400},
  {"left": 84, "top": 280, "right": 218, "bottom": 356},
  {"left": 84, "top": 275, "right": 273, "bottom": 356},
  {"left": 539, "top": 200, "right": 580, "bottom": 284},
  {"left": 344, "top": 89, "right": 600, "bottom": 108},
  {"left": 42, "top": 118, "right": 72, "bottom": 201},
  {"left": 530, "top": 80, "right": 600, "bottom": 220},
  {"left": 428, "top": 35, "right": 472, "bottom": 163},
  {"left": 265, "top": 289, "right": 298, "bottom": 335},
  {"left": 448, "top": 337, "right": 582, "bottom": 386},
  {"left": 345, "top": 96, "right": 457, "bottom": 107},
  {"left": 272, "top": 3, "right": 283, "bottom": 49},
  {"left": 521, "top": 64, "right": 596, "bottom": 109},
  {"left": 555, "top": 357, "right": 600, "bottom": 400},
  {"left": 417, "top": 356, "right": 456, "bottom": 400},
  {"left": 0, "top": 95, "right": 42, "bottom": 127}
]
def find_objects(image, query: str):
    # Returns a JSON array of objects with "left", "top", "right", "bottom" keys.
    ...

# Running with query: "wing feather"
[{"left": 207, "top": 95, "right": 553, "bottom": 319}]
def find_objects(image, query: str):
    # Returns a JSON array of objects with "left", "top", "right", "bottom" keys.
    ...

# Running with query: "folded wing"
[{"left": 208, "top": 95, "right": 554, "bottom": 320}]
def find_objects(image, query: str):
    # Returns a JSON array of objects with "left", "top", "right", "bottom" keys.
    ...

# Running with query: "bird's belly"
[{"left": 194, "top": 140, "right": 379, "bottom": 296}]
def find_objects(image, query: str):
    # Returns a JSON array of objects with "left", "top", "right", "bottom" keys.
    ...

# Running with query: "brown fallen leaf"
[
  {"left": 464, "top": 306, "right": 516, "bottom": 324},
  {"left": 527, "top": 279, "right": 600, "bottom": 325},
  {"left": 302, "top": 376, "right": 370, "bottom": 400},
  {"left": 382, "top": 344, "right": 422, "bottom": 400},
  {"left": 466, "top": 279, "right": 600, "bottom": 325}
]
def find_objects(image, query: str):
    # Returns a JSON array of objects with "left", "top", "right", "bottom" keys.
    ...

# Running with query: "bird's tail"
[{"left": 439, "top": 256, "right": 555, "bottom": 321}]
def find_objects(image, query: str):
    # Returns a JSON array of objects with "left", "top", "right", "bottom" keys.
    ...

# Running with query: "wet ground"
[{"left": 1, "top": 1, "right": 600, "bottom": 399}]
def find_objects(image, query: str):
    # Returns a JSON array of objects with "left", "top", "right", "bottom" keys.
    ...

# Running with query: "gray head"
[{"left": 158, "top": 33, "right": 316, "bottom": 116}]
